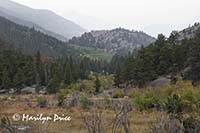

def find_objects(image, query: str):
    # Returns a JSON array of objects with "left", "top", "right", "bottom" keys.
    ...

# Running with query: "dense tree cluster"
[
  {"left": 112, "top": 28, "right": 200, "bottom": 87},
  {"left": 0, "top": 39, "right": 108, "bottom": 93},
  {"left": 0, "top": 48, "right": 35, "bottom": 90}
]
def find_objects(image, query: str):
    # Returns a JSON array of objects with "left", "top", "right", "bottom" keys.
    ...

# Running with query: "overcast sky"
[{"left": 12, "top": 0, "right": 200, "bottom": 37}]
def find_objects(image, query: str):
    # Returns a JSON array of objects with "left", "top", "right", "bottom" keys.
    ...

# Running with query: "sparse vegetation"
[
  {"left": 57, "top": 94, "right": 65, "bottom": 107},
  {"left": 112, "top": 89, "right": 125, "bottom": 98},
  {"left": 36, "top": 96, "right": 48, "bottom": 108},
  {"left": 80, "top": 95, "right": 92, "bottom": 110}
]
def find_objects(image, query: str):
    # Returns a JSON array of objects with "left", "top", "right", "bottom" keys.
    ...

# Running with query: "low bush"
[
  {"left": 80, "top": 95, "right": 92, "bottom": 110},
  {"left": 57, "top": 94, "right": 65, "bottom": 107},
  {"left": 112, "top": 89, "right": 125, "bottom": 98},
  {"left": 132, "top": 80, "right": 200, "bottom": 112},
  {"left": 164, "top": 94, "right": 184, "bottom": 119},
  {"left": 36, "top": 96, "right": 48, "bottom": 108},
  {"left": 133, "top": 89, "right": 160, "bottom": 111},
  {"left": 104, "top": 96, "right": 112, "bottom": 109}
]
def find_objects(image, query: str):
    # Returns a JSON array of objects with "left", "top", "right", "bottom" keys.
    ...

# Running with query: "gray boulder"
[
  {"left": 150, "top": 77, "right": 171, "bottom": 88},
  {"left": 39, "top": 88, "right": 47, "bottom": 95},
  {"left": 9, "top": 88, "right": 16, "bottom": 94},
  {"left": 21, "top": 87, "right": 36, "bottom": 94},
  {"left": 0, "top": 89, "right": 8, "bottom": 94}
]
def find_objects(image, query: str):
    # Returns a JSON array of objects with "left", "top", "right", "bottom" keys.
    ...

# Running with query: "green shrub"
[
  {"left": 37, "top": 96, "right": 48, "bottom": 108},
  {"left": 112, "top": 89, "right": 125, "bottom": 98},
  {"left": 80, "top": 96, "right": 92, "bottom": 110},
  {"left": 59, "top": 88, "right": 72, "bottom": 96},
  {"left": 104, "top": 96, "right": 112, "bottom": 109},
  {"left": 180, "top": 87, "right": 200, "bottom": 113},
  {"left": 131, "top": 81, "right": 200, "bottom": 112},
  {"left": 99, "top": 75, "right": 114, "bottom": 90},
  {"left": 133, "top": 89, "right": 160, "bottom": 111},
  {"left": 57, "top": 94, "right": 65, "bottom": 107},
  {"left": 128, "top": 88, "right": 141, "bottom": 98},
  {"left": 161, "top": 81, "right": 200, "bottom": 114},
  {"left": 164, "top": 94, "right": 184, "bottom": 119}
]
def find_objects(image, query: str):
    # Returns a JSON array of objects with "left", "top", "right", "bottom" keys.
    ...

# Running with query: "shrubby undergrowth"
[{"left": 129, "top": 80, "right": 200, "bottom": 133}]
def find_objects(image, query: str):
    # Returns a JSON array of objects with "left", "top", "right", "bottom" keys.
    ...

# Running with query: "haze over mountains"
[
  {"left": 65, "top": 11, "right": 116, "bottom": 31},
  {"left": 0, "top": 0, "right": 157, "bottom": 57},
  {"left": 0, "top": 0, "right": 85, "bottom": 40},
  {"left": 0, "top": 16, "right": 81, "bottom": 57},
  {"left": 0, "top": 0, "right": 199, "bottom": 59}
]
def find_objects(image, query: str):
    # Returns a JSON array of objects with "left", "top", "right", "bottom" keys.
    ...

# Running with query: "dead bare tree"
[
  {"left": 112, "top": 99, "right": 133, "bottom": 133},
  {"left": 81, "top": 108, "right": 106, "bottom": 133},
  {"left": 0, "top": 116, "right": 13, "bottom": 132},
  {"left": 150, "top": 111, "right": 184, "bottom": 133}
]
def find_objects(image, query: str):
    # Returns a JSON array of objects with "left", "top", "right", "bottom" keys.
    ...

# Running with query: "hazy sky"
[{"left": 11, "top": 0, "right": 200, "bottom": 36}]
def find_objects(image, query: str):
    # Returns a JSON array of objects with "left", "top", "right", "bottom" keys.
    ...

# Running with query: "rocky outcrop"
[
  {"left": 171, "top": 23, "right": 200, "bottom": 41},
  {"left": 69, "top": 28, "right": 155, "bottom": 55}
]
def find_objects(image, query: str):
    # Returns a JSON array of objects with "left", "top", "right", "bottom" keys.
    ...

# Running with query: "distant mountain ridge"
[
  {"left": 0, "top": 0, "right": 85, "bottom": 39},
  {"left": 0, "top": 8, "right": 67, "bottom": 41},
  {"left": 0, "top": 16, "right": 81, "bottom": 57},
  {"left": 69, "top": 28, "right": 156, "bottom": 55},
  {"left": 0, "top": 15, "right": 114, "bottom": 61}
]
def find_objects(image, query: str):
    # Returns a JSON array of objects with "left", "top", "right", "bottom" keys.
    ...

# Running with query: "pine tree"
[
  {"left": 185, "top": 29, "right": 200, "bottom": 84},
  {"left": 35, "top": 51, "right": 42, "bottom": 85},
  {"left": 94, "top": 75, "right": 101, "bottom": 94}
]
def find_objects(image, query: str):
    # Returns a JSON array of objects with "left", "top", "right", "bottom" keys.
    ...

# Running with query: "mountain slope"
[
  {"left": 0, "top": 16, "right": 113, "bottom": 61},
  {"left": 0, "top": 16, "right": 80, "bottom": 57},
  {"left": 69, "top": 28, "right": 156, "bottom": 55},
  {"left": 0, "top": 0, "right": 85, "bottom": 39},
  {"left": 176, "top": 23, "right": 200, "bottom": 41},
  {"left": 0, "top": 8, "right": 67, "bottom": 41}
]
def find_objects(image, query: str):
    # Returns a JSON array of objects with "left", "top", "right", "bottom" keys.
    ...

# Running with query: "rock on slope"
[{"left": 69, "top": 28, "right": 156, "bottom": 55}]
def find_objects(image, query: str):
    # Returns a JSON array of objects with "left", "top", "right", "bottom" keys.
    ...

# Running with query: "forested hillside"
[
  {"left": 0, "top": 16, "right": 82, "bottom": 57},
  {"left": 111, "top": 26, "right": 200, "bottom": 86},
  {"left": 0, "top": 39, "right": 108, "bottom": 93}
]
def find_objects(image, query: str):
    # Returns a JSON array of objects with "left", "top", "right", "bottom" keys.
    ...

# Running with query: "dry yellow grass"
[{"left": 0, "top": 95, "right": 161, "bottom": 133}]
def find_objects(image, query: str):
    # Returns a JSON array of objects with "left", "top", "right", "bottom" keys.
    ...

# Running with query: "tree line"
[
  {"left": 0, "top": 39, "right": 108, "bottom": 93},
  {"left": 111, "top": 28, "right": 200, "bottom": 87}
]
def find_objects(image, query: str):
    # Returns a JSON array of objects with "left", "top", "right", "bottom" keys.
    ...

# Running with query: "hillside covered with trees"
[
  {"left": 0, "top": 39, "right": 108, "bottom": 93},
  {"left": 111, "top": 26, "right": 200, "bottom": 87},
  {"left": 0, "top": 16, "right": 82, "bottom": 57}
]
